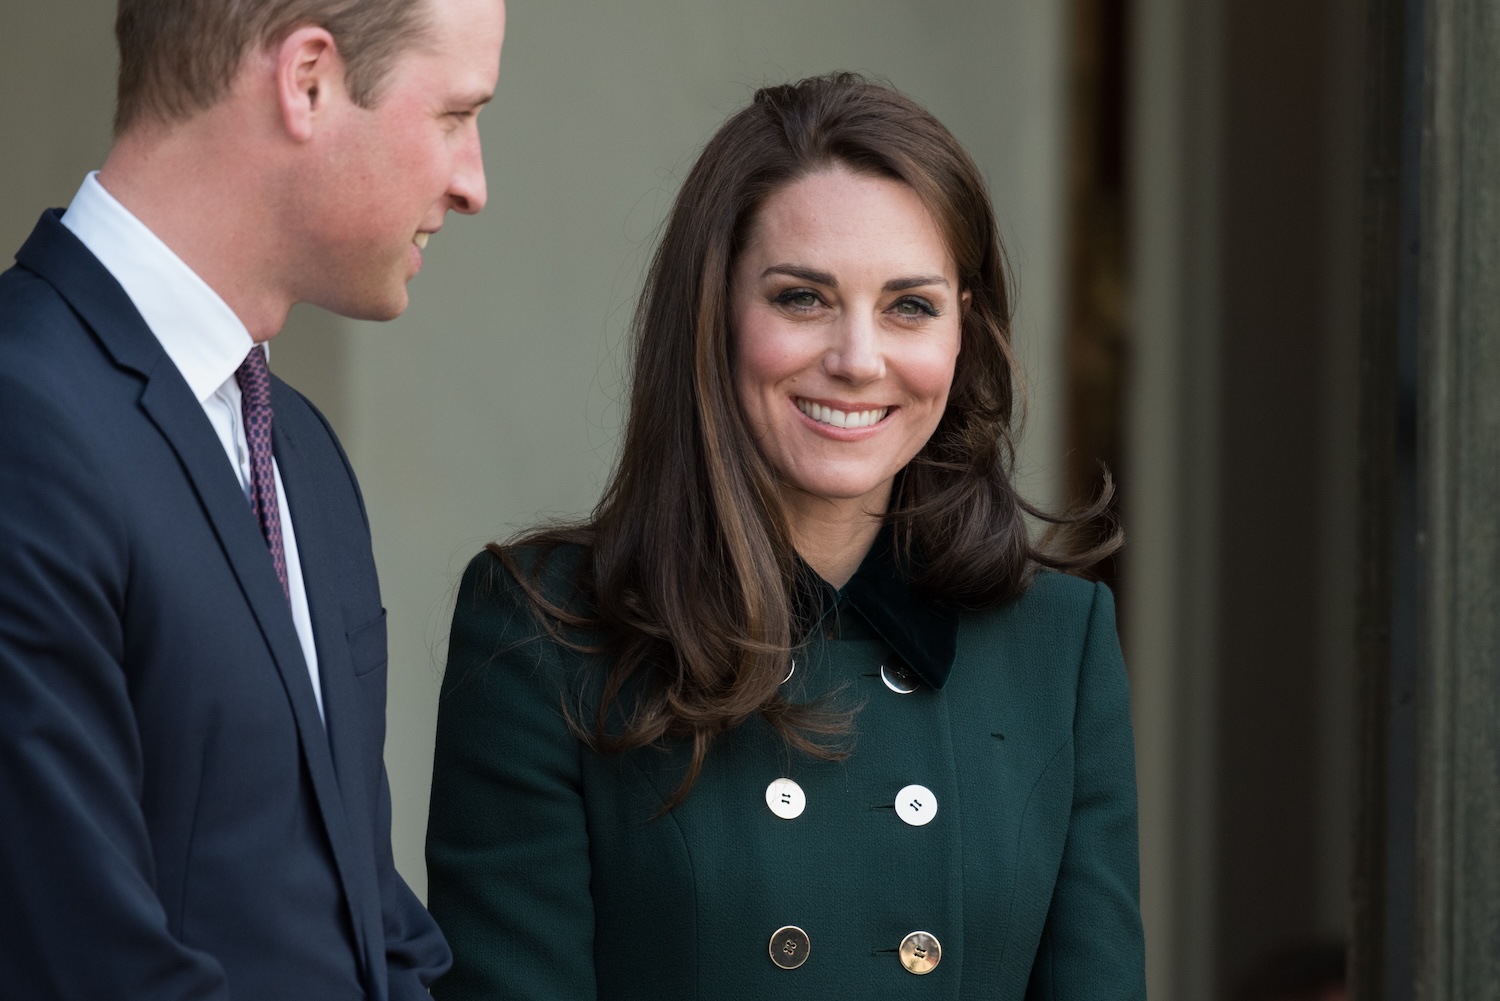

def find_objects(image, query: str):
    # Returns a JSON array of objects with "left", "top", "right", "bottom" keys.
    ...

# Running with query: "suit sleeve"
[
  {"left": 378, "top": 764, "right": 454, "bottom": 999},
  {"left": 1025, "top": 582, "right": 1147, "bottom": 1000},
  {"left": 0, "top": 379, "right": 231, "bottom": 999},
  {"left": 426, "top": 551, "right": 598, "bottom": 1000}
]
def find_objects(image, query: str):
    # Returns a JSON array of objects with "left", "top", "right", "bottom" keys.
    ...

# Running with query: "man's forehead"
[
  {"left": 404, "top": 0, "right": 504, "bottom": 83},
  {"left": 421, "top": 0, "right": 506, "bottom": 44}
]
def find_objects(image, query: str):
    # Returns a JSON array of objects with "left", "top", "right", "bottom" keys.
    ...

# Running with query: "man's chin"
[
  {"left": 359, "top": 297, "right": 410, "bottom": 322},
  {"left": 315, "top": 286, "right": 411, "bottom": 323}
]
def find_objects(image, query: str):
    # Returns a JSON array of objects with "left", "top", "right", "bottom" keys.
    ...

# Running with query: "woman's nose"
[{"left": 822, "top": 312, "right": 884, "bottom": 384}]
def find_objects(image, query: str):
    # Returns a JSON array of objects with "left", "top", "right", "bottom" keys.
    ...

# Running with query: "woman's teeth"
[
  {"left": 413, "top": 233, "right": 430, "bottom": 249},
  {"left": 796, "top": 399, "right": 889, "bottom": 429}
]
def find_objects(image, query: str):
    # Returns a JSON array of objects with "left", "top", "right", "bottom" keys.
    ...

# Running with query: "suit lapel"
[
  {"left": 18, "top": 213, "right": 372, "bottom": 974},
  {"left": 132, "top": 350, "right": 375, "bottom": 955},
  {"left": 272, "top": 407, "right": 384, "bottom": 980},
  {"left": 145, "top": 397, "right": 379, "bottom": 993}
]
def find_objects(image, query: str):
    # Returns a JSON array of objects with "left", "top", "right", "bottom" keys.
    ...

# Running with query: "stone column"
[
  {"left": 1354, "top": 0, "right": 1500, "bottom": 997},
  {"left": 1411, "top": 0, "right": 1500, "bottom": 995}
]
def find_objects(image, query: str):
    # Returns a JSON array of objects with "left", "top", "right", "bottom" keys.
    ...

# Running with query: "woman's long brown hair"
[{"left": 493, "top": 73, "right": 1119, "bottom": 809}]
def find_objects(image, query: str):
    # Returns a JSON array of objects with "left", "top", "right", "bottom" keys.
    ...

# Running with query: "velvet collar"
[{"left": 794, "top": 526, "right": 959, "bottom": 690}]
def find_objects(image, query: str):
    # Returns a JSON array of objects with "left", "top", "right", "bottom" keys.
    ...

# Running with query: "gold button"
[
  {"left": 899, "top": 930, "right": 941, "bottom": 975},
  {"left": 769, "top": 925, "right": 810, "bottom": 969}
]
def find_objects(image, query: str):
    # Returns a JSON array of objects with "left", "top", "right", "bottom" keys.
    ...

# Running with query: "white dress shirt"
[{"left": 62, "top": 173, "right": 325, "bottom": 722}]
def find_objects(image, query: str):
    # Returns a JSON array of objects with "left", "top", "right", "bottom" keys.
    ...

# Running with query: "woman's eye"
[
  {"left": 774, "top": 289, "right": 821, "bottom": 311},
  {"left": 892, "top": 296, "right": 939, "bottom": 318}
]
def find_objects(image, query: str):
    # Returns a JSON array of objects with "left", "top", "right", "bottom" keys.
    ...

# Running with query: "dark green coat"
[{"left": 426, "top": 543, "right": 1145, "bottom": 1000}]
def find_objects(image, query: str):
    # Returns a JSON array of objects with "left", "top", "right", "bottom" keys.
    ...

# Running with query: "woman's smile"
[{"left": 793, "top": 397, "right": 893, "bottom": 432}]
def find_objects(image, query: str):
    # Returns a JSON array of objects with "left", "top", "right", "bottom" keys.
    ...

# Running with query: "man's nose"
[{"left": 448, "top": 129, "right": 488, "bottom": 215}]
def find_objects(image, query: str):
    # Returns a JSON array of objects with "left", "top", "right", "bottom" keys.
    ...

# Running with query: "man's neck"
[{"left": 99, "top": 127, "right": 292, "bottom": 343}]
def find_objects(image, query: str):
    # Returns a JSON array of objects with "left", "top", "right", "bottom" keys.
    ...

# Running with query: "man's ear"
[{"left": 274, "top": 26, "right": 344, "bottom": 141}]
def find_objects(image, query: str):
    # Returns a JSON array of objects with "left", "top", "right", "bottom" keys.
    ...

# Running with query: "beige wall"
[
  {"left": 1, "top": 1, "right": 1073, "bottom": 899},
  {"left": 0, "top": 4, "right": 116, "bottom": 244}
]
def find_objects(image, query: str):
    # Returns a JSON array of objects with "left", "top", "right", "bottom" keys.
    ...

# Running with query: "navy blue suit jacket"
[{"left": 0, "top": 211, "right": 451, "bottom": 999}]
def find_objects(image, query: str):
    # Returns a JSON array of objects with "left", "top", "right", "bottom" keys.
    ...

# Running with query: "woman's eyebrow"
[
  {"left": 759, "top": 266, "right": 950, "bottom": 293},
  {"left": 884, "top": 275, "right": 950, "bottom": 292},
  {"left": 761, "top": 264, "right": 837, "bottom": 286}
]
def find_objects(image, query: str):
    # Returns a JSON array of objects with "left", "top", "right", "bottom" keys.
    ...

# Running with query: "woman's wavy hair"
[{"left": 498, "top": 73, "right": 1118, "bottom": 808}]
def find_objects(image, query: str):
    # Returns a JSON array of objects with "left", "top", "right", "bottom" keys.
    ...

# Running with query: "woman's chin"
[{"left": 777, "top": 476, "right": 896, "bottom": 513}]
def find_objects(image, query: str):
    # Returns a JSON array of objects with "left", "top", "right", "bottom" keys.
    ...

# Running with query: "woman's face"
[{"left": 731, "top": 167, "right": 963, "bottom": 519}]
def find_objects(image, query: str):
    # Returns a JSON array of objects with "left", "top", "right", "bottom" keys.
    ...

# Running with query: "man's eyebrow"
[
  {"left": 762, "top": 264, "right": 837, "bottom": 287},
  {"left": 453, "top": 91, "right": 495, "bottom": 109},
  {"left": 883, "top": 275, "right": 950, "bottom": 292}
]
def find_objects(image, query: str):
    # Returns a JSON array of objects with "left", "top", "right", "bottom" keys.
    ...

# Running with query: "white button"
[
  {"left": 766, "top": 778, "right": 806, "bottom": 820},
  {"left": 894, "top": 784, "right": 937, "bottom": 826}
]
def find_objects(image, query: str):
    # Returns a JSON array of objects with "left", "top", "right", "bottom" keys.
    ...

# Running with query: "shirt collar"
[
  {"left": 60, "top": 172, "right": 256, "bottom": 402},
  {"left": 795, "top": 525, "right": 959, "bottom": 690}
]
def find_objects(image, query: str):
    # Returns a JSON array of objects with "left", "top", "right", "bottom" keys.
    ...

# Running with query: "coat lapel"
[
  {"left": 794, "top": 525, "right": 959, "bottom": 689},
  {"left": 17, "top": 212, "right": 371, "bottom": 972}
]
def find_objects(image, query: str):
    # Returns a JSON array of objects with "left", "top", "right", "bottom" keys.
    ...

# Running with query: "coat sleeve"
[
  {"left": 1025, "top": 582, "right": 1147, "bottom": 1000},
  {"left": 426, "top": 551, "right": 598, "bottom": 1000},
  {"left": 0, "top": 379, "right": 231, "bottom": 999}
]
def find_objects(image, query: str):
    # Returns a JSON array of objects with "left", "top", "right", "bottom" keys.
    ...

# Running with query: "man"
[{"left": 0, "top": 0, "right": 505, "bottom": 996}]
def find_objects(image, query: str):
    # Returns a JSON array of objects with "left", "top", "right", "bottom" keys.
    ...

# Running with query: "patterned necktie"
[{"left": 235, "top": 346, "right": 290, "bottom": 601}]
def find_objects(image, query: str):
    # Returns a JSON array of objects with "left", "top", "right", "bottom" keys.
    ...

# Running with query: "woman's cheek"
[{"left": 906, "top": 334, "right": 963, "bottom": 409}]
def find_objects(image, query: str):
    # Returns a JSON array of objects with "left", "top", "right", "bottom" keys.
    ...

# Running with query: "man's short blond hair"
[{"left": 114, "top": 0, "right": 432, "bottom": 134}]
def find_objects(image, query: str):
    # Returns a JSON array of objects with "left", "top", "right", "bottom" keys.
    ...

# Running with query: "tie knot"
[{"left": 235, "top": 345, "right": 272, "bottom": 409}]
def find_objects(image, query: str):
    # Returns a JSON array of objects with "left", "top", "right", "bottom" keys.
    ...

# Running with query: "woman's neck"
[{"left": 782, "top": 491, "right": 888, "bottom": 589}]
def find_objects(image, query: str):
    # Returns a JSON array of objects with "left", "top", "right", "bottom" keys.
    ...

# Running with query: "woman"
[{"left": 427, "top": 73, "right": 1144, "bottom": 1000}]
